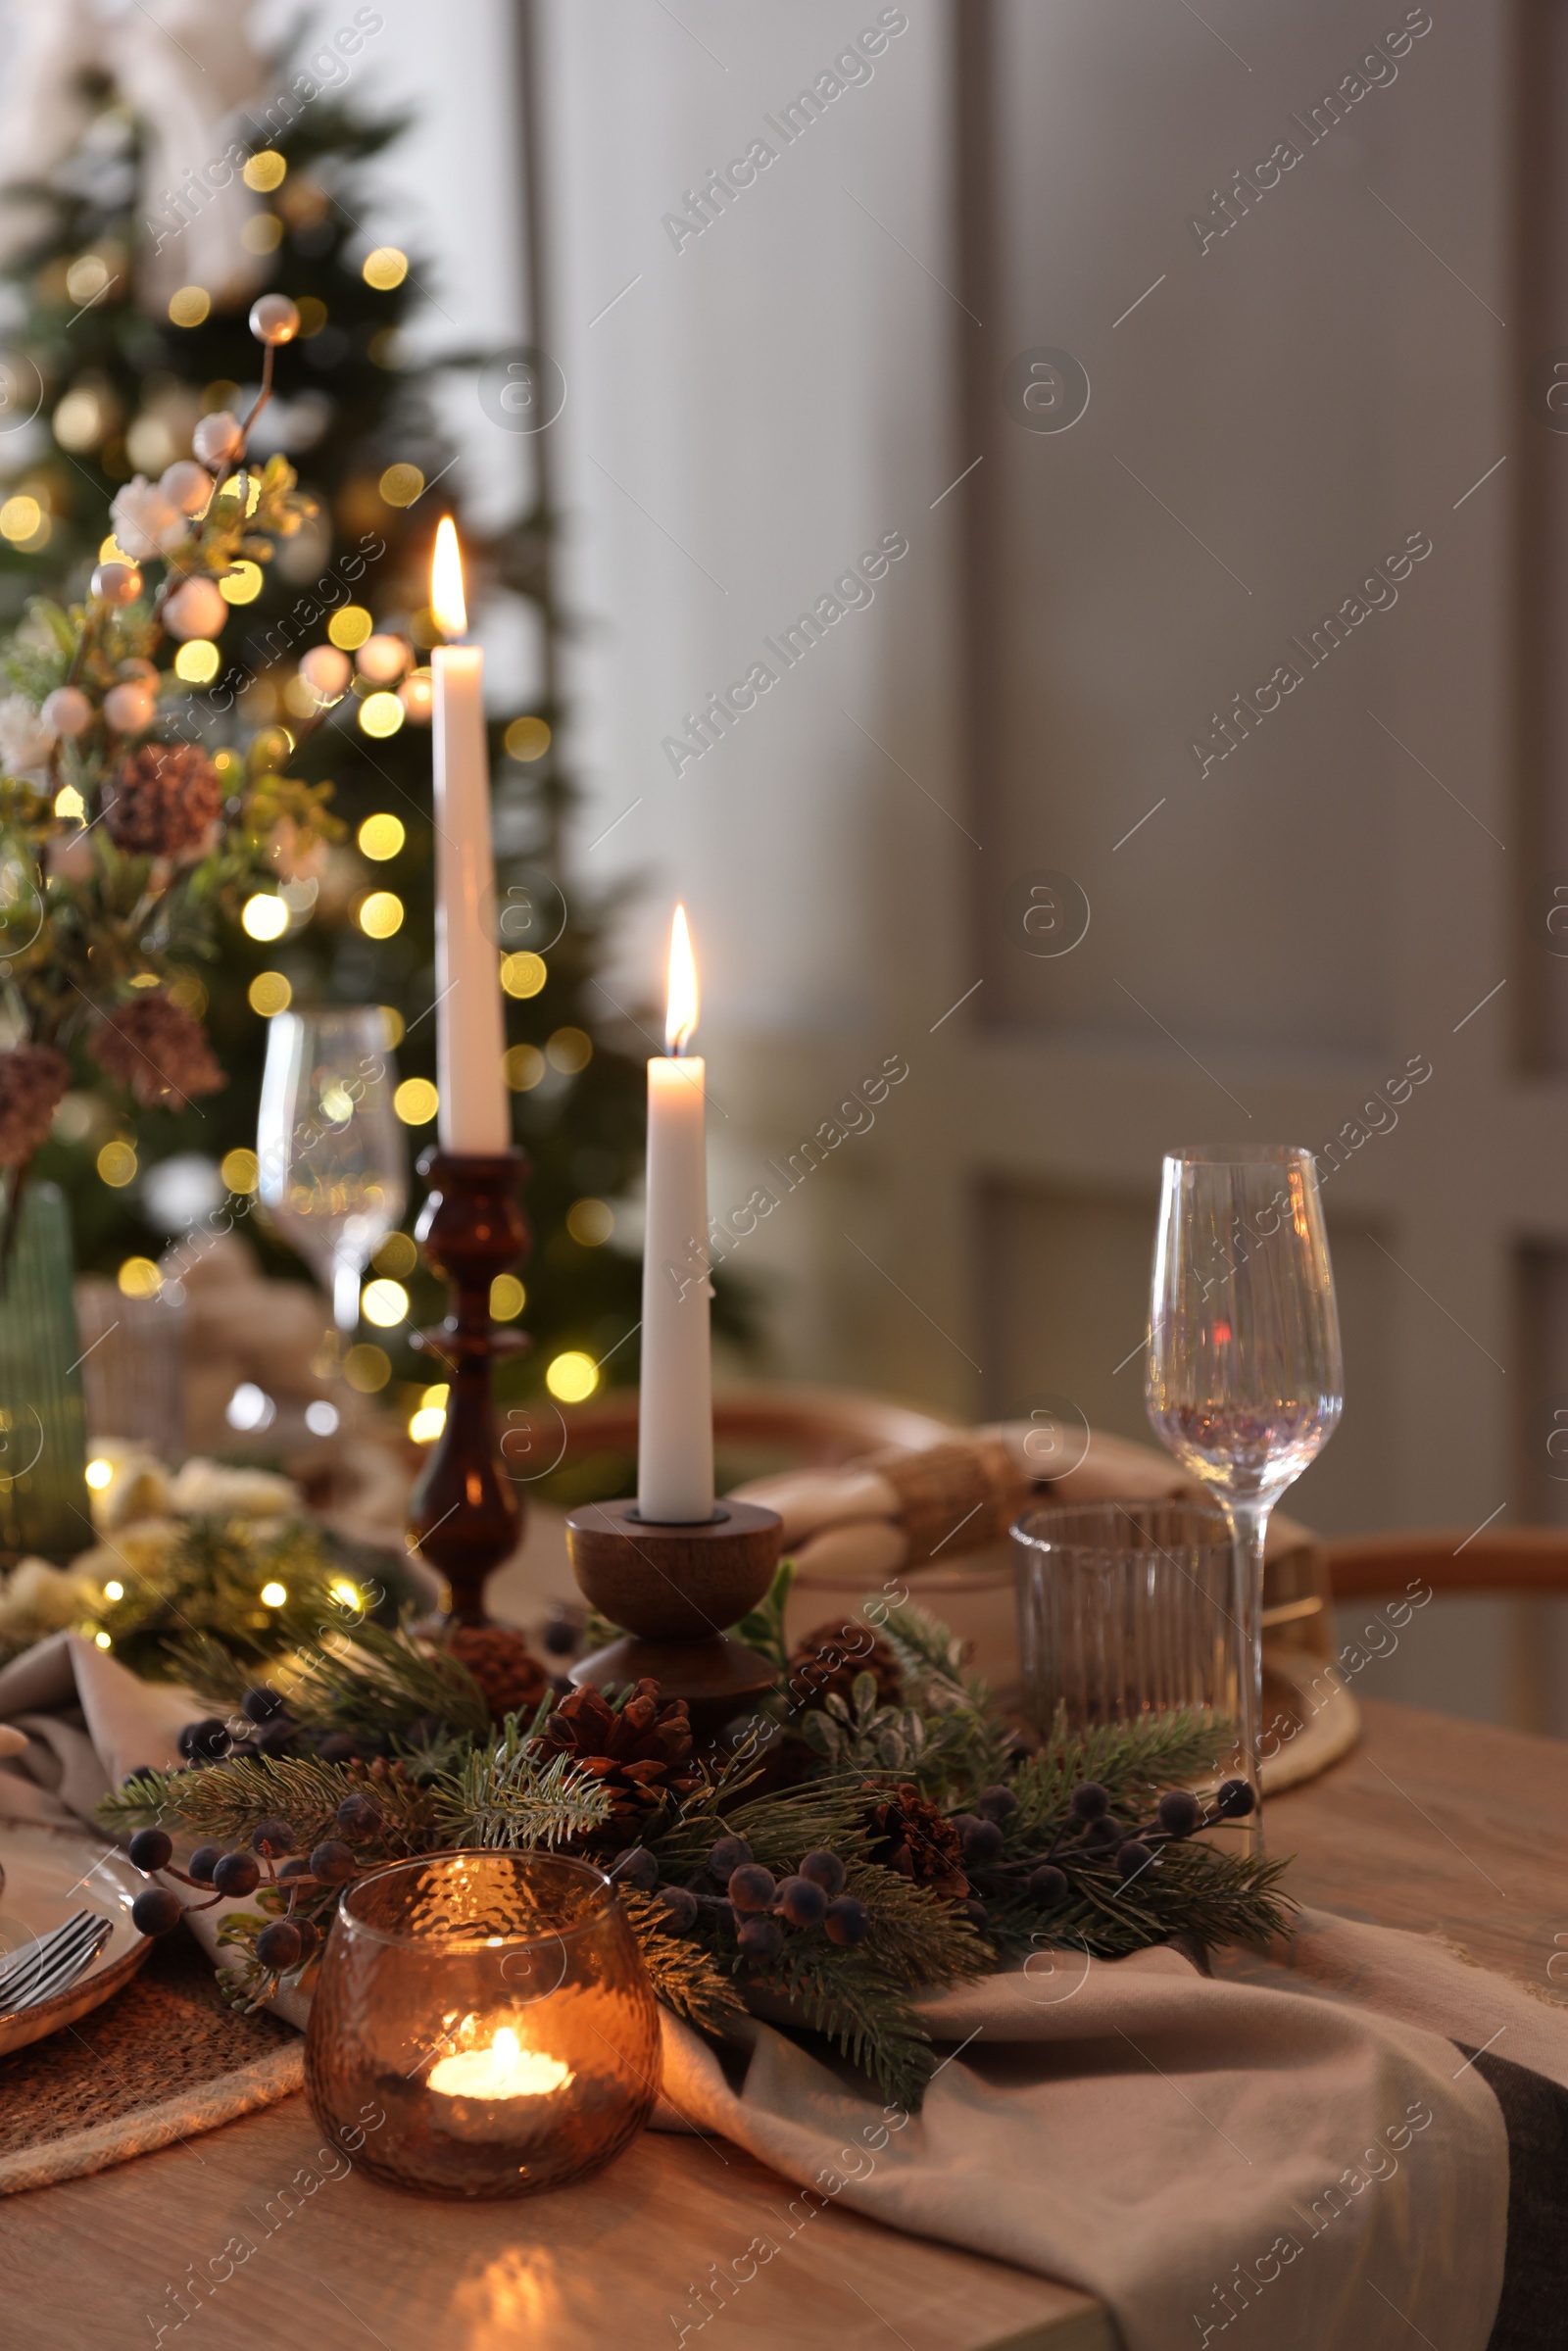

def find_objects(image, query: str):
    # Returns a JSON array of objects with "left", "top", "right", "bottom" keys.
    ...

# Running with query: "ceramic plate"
[{"left": 0, "top": 1821, "right": 150, "bottom": 2057}]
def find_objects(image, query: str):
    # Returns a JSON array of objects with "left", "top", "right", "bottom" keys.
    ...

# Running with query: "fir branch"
[
  {"left": 1006, "top": 1705, "right": 1240, "bottom": 1842},
  {"left": 619, "top": 1889, "right": 747, "bottom": 2036},
  {"left": 279, "top": 1616, "right": 491, "bottom": 1742},
  {"left": 749, "top": 1939, "right": 936, "bottom": 2111},
  {"left": 433, "top": 1726, "right": 615, "bottom": 1850},
  {"left": 96, "top": 1752, "right": 438, "bottom": 1855}
]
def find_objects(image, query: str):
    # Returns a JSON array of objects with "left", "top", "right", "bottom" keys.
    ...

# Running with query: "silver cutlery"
[{"left": 0, "top": 1911, "right": 113, "bottom": 2014}]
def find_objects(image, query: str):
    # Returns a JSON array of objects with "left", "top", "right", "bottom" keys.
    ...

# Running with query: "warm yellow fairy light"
[
  {"left": 104, "top": 1580, "right": 123, "bottom": 1601},
  {"left": 408, "top": 1404, "right": 445, "bottom": 1444},
  {"left": 358, "top": 691, "right": 405, "bottom": 738},
  {"left": 393, "top": 1077, "right": 438, "bottom": 1125},
  {"left": 358, "top": 812, "right": 405, "bottom": 860},
  {"left": 85, "top": 1459, "right": 113, "bottom": 1492},
  {"left": 247, "top": 971, "right": 292, "bottom": 1017},
  {"left": 221, "top": 1149, "right": 260, "bottom": 1193},
  {"left": 500, "top": 952, "right": 545, "bottom": 999},
  {"left": 94, "top": 1630, "right": 112, "bottom": 1650},
  {"left": 260, "top": 1581, "right": 287, "bottom": 1608},
  {"left": 96, "top": 1139, "right": 137, "bottom": 1188},
  {"left": 361, "top": 1278, "right": 409, "bottom": 1328},
  {"left": 174, "top": 640, "right": 220, "bottom": 683},
  {"left": 242, "top": 893, "right": 288, "bottom": 941},
  {"left": 546, "top": 1351, "right": 598, "bottom": 1403},
  {"left": 118, "top": 1257, "right": 162, "bottom": 1298},
  {"left": 358, "top": 890, "right": 404, "bottom": 938}
]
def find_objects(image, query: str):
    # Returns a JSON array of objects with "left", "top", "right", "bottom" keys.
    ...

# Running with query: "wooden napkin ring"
[{"left": 855, "top": 1438, "right": 1033, "bottom": 1565}]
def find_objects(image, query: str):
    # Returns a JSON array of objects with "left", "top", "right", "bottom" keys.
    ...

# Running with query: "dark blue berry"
[
  {"left": 1027, "top": 1863, "right": 1068, "bottom": 1907},
  {"left": 778, "top": 1875, "right": 827, "bottom": 1929},
  {"left": 727, "top": 1863, "right": 776, "bottom": 1914},
  {"left": 335, "top": 1792, "right": 382, "bottom": 1839},
  {"left": 1214, "top": 1778, "right": 1256, "bottom": 1820},
  {"left": 542, "top": 1609, "right": 579, "bottom": 1657},
  {"left": 316, "top": 1732, "right": 358, "bottom": 1764},
  {"left": 127, "top": 1828, "right": 172, "bottom": 1872},
  {"left": 291, "top": 1918, "right": 320, "bottom": 1964},
  {"left": 798, "top": 1849, "right": 846, "bottom": 1897},
  {"left": 612, "top": 1846, "right": 659, "bottom": 1891},
  {"left": 736, "top": 1915, "right": 784, "bottom": 1964},
  {"left": 241, "top": 1686, "right": 286, "bottom": 1725},
  {"left": 255, "top": 1720, "right": 297, "bottom": 1758},
  {"left": 1116, "top": 1839, "right": 1155, "bottom": 1881},
  {"left": 121, "top": 1767, "right": 162, "bottom": 1791},
  {"left": 250, "top": 1818, "right": 294, "bottom": 1858},
  {"left": 960, "top": 1818, "right": 1004, "bottom": 1865},
  {"left": 1083, "top": 1815, "right": 1121, "bottom": 1849},
  {"left": 1156, "top": 1789, "right": 1203, "bottom": 1837},
  {"left": 977, "top": 1784, "right": 1017, "bottom": 1822},
  {"left": 186, "top": 1843, "right": 222, "bottom": 1886},
  {"left": 278, "top": 1857, "right": 312, "bottom": 1881},
  {"left": 178, "top": 1717, "right": 230, "bottom": 1762},
  {"left": 957, "top": 1898, "right": 989, "bottom": 1931},
  {"left": 823, "top": 1896, "right": 869, "bottom": 1947},
  {"left": 131, "top": 1886, "right": 182, "bottom": 1935},
  {"left": 948, "top": 1812, "right": 981, "bottom": 1840},
  {"left": 309, "top": 1839, "right": 357, "bottom": 1885},
  {"left": 254, "top": 1920, "right": 303, "bottom": 1970},
  {"left": 1069, "top": 1783, "right": 1109, "bottom": 1821},
  {"left": 212, "top": 1851, "right": 260, "bottom": 1899},
  {"left": 657, "top": 1886, "right": 700, "bottom": 1931},
  {"left": 708, "top": 1836, "right": 753, "bottom": 1882}
]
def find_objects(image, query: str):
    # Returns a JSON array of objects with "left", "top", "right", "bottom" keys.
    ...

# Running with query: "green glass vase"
[{"left": 0, "top": 1179, "right": 91, "bottom": 1564}]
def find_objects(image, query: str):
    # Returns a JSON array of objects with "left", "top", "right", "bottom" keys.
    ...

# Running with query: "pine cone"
[
  {"left": 535, "top": 1676, "right": 702, "bottom": 1833},
  {"left": 91, "top": 992, "right": 223, "bottom": 1109},
  {"left": 0, "top": 1044, "right": 68, "bottom": 1166},
  {"left": 862, "top": 1781, "right": 968, "bottom": 1898},
  {"left": 788, "top": 1618, "right": 902, "bottom": 1711},
  {"left": 103, "top": 740, "right": 222, "bottom": 858},
  {"left": 445, "top": 1624, "right": 550, "bottom": 1724}
]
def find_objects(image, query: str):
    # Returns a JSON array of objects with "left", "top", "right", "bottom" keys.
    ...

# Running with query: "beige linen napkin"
[
  {"left": 653, "top": 1930, "right": 1519, "bottom": 2351},
  {"left": 0, "top": 1633, "right": 190, "bottom": 1825}
]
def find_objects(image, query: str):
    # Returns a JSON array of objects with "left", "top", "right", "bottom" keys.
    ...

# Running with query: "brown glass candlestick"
[
  {"left": 408, "top": 1148, "right": 529, "bottom": 1625},
  {"left": 564, "top": 1496, "right": 783, "bottom": 1741}
]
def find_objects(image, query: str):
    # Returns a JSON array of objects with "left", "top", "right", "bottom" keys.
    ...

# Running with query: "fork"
[{"left": 0, "top": 1912, "right": 114, "bottom": 2015}]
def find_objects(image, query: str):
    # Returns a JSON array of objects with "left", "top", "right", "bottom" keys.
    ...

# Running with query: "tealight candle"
[
  {"left": 428, "top": 2027, "right": 573, "bottom": 2100},
  {"left": 305, "top": 1851, "right": 660, "bottom": 2198}
]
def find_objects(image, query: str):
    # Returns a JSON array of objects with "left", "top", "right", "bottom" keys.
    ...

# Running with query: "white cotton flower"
[
  {"left": 0, "top": 693, "right": 55, "bottom": 771},
  {"left": 109, "top": 475, "right": 187, "bottom": 562}
]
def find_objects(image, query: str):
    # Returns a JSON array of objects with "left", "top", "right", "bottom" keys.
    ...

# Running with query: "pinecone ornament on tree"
[
  {"left": 102, "top": 740, "right": 223, "bottom": 857},
  {"left": 0, "top": 1044, "right": 69, "bottom": 1165},
  {"left": 863, "top": 1781, "right": 969, "bottom": 1898},
  {"left": 789, "top": 1618, "right": 903, "bottom": 1711},
  {"left": 91, "top": 992, "right": 223, "bottom": 1109},
  {"left": 444, "top": 1624, "right": 550, "bottom": 1724},
  {"left": 535, "top": 1677, "right": 703, "bottom": 1833}
]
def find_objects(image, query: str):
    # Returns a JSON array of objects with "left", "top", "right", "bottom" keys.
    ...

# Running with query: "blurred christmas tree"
[{"left": 0, "top": 49, "right": 669, "bottom": 1421}]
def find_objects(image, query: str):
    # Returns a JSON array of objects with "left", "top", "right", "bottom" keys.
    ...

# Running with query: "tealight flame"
[
  {"left": 430, "top": 515, "right": 466, "bottom": 640},
  {"left": 427, "top": 2025, "right": 574, "bottom": 2101},
  {"left": 664, "top": 905, "right": 698, "bottom": 1056}
]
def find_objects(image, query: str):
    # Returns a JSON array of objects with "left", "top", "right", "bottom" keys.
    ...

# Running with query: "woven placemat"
[{"left": 0, "top": 1926, "right": 302, "bottom": 2194}]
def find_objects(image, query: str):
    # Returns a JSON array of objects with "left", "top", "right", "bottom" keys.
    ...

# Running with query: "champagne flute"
[
  {"left": 1145, "top": 1146, "right": 1343, "bottom": 1842},
  {"left": 257, "top": 1009, "right": 407, "bottom": 1333}
]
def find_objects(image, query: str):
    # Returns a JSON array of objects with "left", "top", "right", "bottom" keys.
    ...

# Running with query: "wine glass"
[
  {"left": 1145, "top": 1145, "right": 1343, "bottom": 1842},
  {"left": 257, "top": 1009, "right": 407, "bottom": 1333}
]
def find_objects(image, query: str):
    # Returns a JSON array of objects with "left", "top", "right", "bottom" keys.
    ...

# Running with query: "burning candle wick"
[{"left": 427, "top": 2026, "right": 574, "bottom": 2100}]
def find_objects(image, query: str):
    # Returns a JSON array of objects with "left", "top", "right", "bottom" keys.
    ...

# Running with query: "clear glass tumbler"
[
  {"left": 1013, "top": 1497, "right": 1239, "bottom": 1735},
  {"left": 256, "top": 1007, "right": 406, "bottom": 1333},
  {"left": 304, "top": 1850, "right": 661, "bottom": 2198}
]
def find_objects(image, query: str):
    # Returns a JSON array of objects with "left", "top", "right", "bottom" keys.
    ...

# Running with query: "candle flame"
[
  {"left": 426, "top": 2022, "right": 575, "bottom": 2100},
  {"left": 664, "top": 905, "right": 698, "bottom": 1055},
  {"left": 430, "top": 515, "right": 466, "bottom": 639}
]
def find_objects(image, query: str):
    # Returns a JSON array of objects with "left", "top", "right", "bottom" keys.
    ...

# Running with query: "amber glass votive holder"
[{"left": 304, "top": 1850, "right": 661, "bottom": 2198}]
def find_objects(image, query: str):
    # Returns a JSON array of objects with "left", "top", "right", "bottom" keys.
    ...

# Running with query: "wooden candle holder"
[
  {"left": 408, "top": 1147, "right": 529, "bottom": 1625},
  {"left": 564, "top": 1496, "right": 784, "bottom": 1740}
]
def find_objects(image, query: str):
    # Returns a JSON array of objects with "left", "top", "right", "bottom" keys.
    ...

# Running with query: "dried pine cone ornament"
[
  {"left": 91, "top": 992, "right": 223, "bottom": 1109},
  {"left": 0, "top": 1044, "right": 69, "bottom": 1165},
  {"left": 102, "top": 740, "right": 222, "bottom": 858},
  {"left": 443, "top": 1624, "right": 550, "bottom": 1724},
  {"left": 863, "top": 1780, "right": 969, "bottom": 1898},
  {"left": 788, "top": 1618, "right": 903, "bottom": 1711},
  {"left": 535, "top": 1677, "right": 703, "bottom": 1832}
]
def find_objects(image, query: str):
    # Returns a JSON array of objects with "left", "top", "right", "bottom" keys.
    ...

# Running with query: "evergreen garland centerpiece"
[{"left": 102, "top": 1567, "right": 1292, "bottom": 2111}]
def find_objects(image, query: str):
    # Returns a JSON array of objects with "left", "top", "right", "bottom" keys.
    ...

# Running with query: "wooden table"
[{"left": 3, "top": 1696, "right": 1562, "bottom": 2351}]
